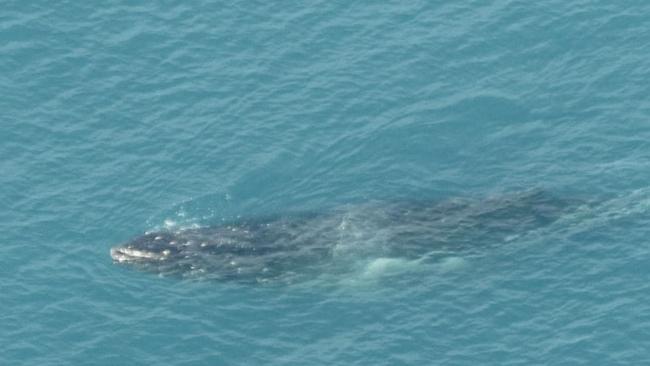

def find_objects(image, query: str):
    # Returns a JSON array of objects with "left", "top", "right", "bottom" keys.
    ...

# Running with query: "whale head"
[
  {"left": 110, "top": 227, "right": 286, "bottom": 281},
  {"left": 110, "top": 231, "right": 182, "bottom": 263}
]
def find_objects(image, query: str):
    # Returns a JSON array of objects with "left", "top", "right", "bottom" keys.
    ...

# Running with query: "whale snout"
[
  {"left": 111, "top": 231, "right": 181, "bottom": 264},
  {"left": 110, "top": 246, "right": 170, "bottom": 262}
]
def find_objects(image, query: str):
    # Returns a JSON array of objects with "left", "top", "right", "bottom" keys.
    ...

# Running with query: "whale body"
[{"left": 110, "top": 190, "right": 579, "bottom": 283}]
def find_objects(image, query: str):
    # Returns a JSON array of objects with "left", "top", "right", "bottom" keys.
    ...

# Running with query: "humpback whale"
[{"left": 110, "top": 190, "right": 579, "bottom": 283}]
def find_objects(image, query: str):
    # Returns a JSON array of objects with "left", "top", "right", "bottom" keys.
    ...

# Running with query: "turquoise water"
[{"left": 3, "top": 0, "right": 650, "bottom": 364}]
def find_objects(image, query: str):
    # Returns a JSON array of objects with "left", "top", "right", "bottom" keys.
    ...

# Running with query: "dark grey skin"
[
  {"left": 111, "top": 214, "right": 336, "bottom": 282},
  {"left": 110, "top": 190, "right": 582, "bottom": 283}
]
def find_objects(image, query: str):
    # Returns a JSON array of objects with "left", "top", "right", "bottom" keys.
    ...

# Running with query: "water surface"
[{"left": 2, "top": 1, "right": 650, "bottom": 364}]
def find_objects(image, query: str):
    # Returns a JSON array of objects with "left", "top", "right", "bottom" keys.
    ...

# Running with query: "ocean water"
[{"left": 2, "top": 0, "right": 650, "bottom": 364}]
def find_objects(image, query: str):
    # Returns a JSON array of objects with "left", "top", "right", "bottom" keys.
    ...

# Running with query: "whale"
[{"left": 110, "top": 189, "right": 580, "bottom": 283}]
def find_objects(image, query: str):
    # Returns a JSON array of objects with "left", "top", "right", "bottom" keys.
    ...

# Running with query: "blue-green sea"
[{"left": 3, "top": 1, "right": 650, "bottom": 364}]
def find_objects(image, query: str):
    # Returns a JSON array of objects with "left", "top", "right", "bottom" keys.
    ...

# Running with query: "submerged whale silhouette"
[{"left": 110, "top": 190, "right": 579, "bottom": 283}]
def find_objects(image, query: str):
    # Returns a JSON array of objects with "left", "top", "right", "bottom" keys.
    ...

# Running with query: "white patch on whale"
[
  {"left": 359, "top": 257, "right": 422, "bottom": 279},
  {"left": 436, "top": 256, "right": 467, "bottom": 272}
]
